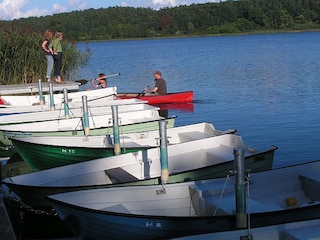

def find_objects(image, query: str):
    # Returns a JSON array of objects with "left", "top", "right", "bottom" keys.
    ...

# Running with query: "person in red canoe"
[
  {"left": 91, "top": 73, "right": 107, "bottom": 89},
  {"left": 144, "top": 70, "right": 167, "bottom": 95}
]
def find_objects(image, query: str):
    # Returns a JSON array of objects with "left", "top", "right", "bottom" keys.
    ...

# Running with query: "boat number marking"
[
  {"left": 61, "top": 148, "right": 76, "bottom": 154},
  {"left": 145, "top": 222, "right": 162, "bottom": 228}
]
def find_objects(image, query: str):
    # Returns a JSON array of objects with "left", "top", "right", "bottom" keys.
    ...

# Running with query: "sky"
[{"left": 0, "top": 0, "right": 219, "bottom": 20}]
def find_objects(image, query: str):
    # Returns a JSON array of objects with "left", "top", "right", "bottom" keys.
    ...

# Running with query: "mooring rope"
[
  {"left": 1, "top": 187, "right": 57, "bottom": 216},
  {"left": 213, "top": 174, "right": 231, "bottom": 216}
]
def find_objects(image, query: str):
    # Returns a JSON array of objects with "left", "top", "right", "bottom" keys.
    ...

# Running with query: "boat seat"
[
  {"left": 299, "top": 172, "right": 320, "bottom": 201},
  {"left": 178, "top": 131, "right": 213, "bottom": 142},
  {"left": 105, "top": 167, "right": 138, "bottom": 184}
]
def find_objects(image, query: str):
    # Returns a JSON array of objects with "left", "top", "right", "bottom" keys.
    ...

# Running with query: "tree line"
[{"left": 2, "top": 0, "right": 320, "bottom": 41}]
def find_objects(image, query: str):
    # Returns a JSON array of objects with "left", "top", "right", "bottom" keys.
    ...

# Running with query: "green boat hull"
[{"left": 13, "top": 141, "right": 146, "bottom": 170}]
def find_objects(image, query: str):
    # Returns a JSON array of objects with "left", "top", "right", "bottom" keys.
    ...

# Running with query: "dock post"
[
  {"left": 63, "top": 88, "right": 70, "bottom": 119},
  {"left": 234, "top": 147, "right": 247, "bottom": 229},
  {"left": 111, "top": 105, "right": 121, "bottom": 155},
  {"left": 49, "top": 82, "right": 55, "bottom": 111},
  {"left": 159, "top": 120, "right": 169, "bottom": 184},
  {"left": 82, "top": 95, "right": 90, "bottom": 136},
  {"left": 38, "top": 79, "right": 44, "bottom": 106}
]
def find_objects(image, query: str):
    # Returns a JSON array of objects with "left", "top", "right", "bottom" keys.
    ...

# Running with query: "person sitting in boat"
[
  {"left": 91, "top": 73, "right": 107, "bottom": 89},
  {"left": 144, "top": 71, "right": 167, "bottom": 95}
]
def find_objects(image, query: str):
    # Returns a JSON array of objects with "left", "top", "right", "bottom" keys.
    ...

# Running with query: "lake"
[{"left": 77, "top": 32, "right": 320, "bottom": 168}]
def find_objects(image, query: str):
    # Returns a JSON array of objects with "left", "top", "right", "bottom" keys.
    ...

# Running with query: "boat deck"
[{"left": 0, "top": 81, "right": 80, "bottom": 95}]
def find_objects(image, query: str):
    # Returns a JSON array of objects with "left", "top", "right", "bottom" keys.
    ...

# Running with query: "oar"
[
  {"left": 74, "top": 79, "right": 88, "bottom": 85},
  {"left": 139, "top": 80, "right": 155, "bottom": 96},
  {"left": 139, "top": 87, "right": 147, "bottom": 96},
  {"left": 75, "top": 73, "right": 121, "bottom": 85}
]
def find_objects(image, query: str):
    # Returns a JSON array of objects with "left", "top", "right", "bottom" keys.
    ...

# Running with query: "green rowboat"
[{"left": 11, "top": 122, "right": 235, "bottom": 170}]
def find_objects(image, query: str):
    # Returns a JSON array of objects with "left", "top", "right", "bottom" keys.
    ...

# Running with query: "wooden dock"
[{"left": 0, "top": 81, "right": 80, "bottom": 95}]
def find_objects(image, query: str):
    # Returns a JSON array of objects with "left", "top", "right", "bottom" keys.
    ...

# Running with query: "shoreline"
[{"left": 75, "top": 28, "right": 320, "bottom": 43}]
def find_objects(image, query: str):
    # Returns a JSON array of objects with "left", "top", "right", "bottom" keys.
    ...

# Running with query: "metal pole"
[
  {"left": 82, "top": 95, "right": 90, "bottom": 136},
  {"left": 111, "top": 105, "right": 121, "bottom": 155},
  {"left": 38, "top": 79, "right": 44, "bottom": 106},
  {"left": 234, "top": 147, "right": 247, "bottom": 229},
  {"left": 63, "top": 88, "right": 69, "bottom": 119},
  {"left": 159, "top": 120, "right": 169, "bottom": 184},
  {"left": 49, "top": 82, "right": 55, "bottom": 111}
]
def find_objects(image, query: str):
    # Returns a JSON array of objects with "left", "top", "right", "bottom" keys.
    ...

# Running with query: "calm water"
[{"left": 77, "top": 32, "right": 320, "bottom": 168}]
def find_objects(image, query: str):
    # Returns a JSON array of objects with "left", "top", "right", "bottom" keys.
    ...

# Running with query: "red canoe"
[{"left": 117, "top": 91, "right": 193, "bottom": 105}]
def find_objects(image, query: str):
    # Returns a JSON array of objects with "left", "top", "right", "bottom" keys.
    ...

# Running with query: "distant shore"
[{"left": 75, "top": 28, "right": 320, "bottom": 43}]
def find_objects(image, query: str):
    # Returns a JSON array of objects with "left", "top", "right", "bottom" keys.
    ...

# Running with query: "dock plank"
[{"left": 0, "top": 81, "right": 80, "bottom": 95}]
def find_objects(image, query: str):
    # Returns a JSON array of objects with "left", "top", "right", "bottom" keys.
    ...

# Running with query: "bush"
[{"left": 0, "top": 22, "right": 90, "bottom": 85}]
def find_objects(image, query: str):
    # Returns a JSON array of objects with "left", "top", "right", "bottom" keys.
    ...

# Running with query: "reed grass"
[{"left": 0, "top": 23, "right": 90, "bottom": 85}]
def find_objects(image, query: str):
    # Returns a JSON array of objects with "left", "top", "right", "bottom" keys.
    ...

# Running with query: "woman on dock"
[
  {"left": 49, "top": 31, "right": 65, "bottom": 84},
  {"left": 41, "top": 29, "right": 53, "bottom": 82}
]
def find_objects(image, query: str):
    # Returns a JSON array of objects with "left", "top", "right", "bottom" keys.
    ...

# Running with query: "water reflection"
[
  {"left": 156, "top": 102, "right": 194, "bottom": 118},
  {"left": 156, "top": 102, "right": 194, "bottom": 112}
]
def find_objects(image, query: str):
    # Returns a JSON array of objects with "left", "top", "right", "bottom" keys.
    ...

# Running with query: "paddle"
[
  {"left": 75, "top": 73, "right": 121, "bottom": 85},
  {"left": 139, "top": 80, "right": 155, "bottom": 96},
  {"left": 139, "top": 88, "right": 147, "bottom": 96}
]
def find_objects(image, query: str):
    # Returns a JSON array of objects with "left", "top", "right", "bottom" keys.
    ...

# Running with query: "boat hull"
[
  {"left": 0, "top": 99, "right": 153, "bottom": 125},
  {"left": 11, "top": 143, "right": 144, "bottom": 170},
  {"left": 0, "top": 86, "right": 117, "bottom": 107},
  {"left": 46, "top": 160, "right": 320, "bottom": 239},
  {"left": 3, "top": 145, "right": 276, "bottom": 208},
  {"left": 0, "top": 146, "right": 15, "bottom": 157},
  {"left": 117, "top": 91, "right": 193, "bottom": 104},
  {"left": 11, "top": 122, "right": 230, "bottom": 170},
  {"left": 0, "top": 116, "right": 175, "bottom": 148},
  {"left": 48, "top": 201, "right": 320, "bottom": 240}
]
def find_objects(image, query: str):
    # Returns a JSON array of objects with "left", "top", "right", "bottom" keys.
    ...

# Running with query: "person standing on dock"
[
  {"left": 49, "top": 31, "right": 65, "bottom": 84},
  {"left": 41, "top": 29, "right": 53, "bottom": 82}
]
